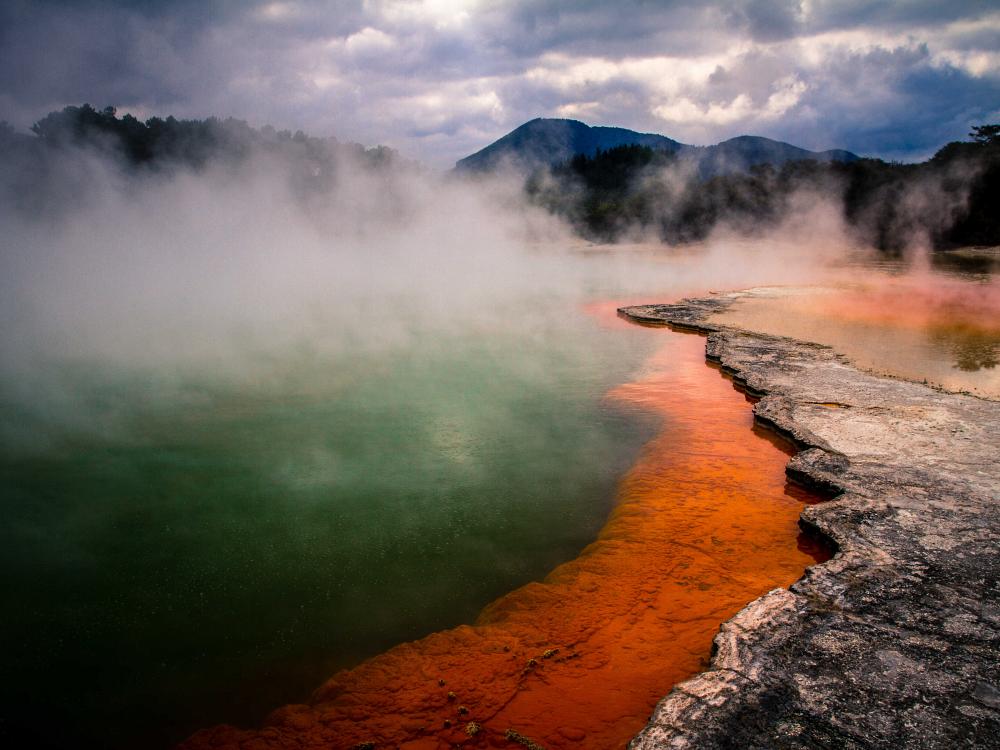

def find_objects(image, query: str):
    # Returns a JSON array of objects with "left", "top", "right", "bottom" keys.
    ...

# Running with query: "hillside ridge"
[{"left": 455, "top": 118, "right": 859, "bottom": 176}]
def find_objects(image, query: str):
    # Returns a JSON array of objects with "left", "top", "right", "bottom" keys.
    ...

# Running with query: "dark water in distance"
[{"left": 0, "top": 305, "right": 659, "bottom": 749}]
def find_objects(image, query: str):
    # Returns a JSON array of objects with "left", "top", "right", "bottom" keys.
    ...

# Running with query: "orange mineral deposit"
[{"left": 181, "top": 304, "right": 827, "bottom": 750}]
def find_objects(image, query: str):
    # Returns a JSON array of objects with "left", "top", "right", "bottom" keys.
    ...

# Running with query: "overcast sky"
[{"left": 2, "top": 1, "right": 998, "bottom": 167}]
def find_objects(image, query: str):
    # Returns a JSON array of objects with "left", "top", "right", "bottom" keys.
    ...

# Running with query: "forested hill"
[
  {"left": 526, "top": 126, "right": 1000, "bottom": 251},
  {"left": 455, "top": 118, "right": 683, "bottom": 172},
  {"left": 687, "top": 135, "right": 859, "bottom": 179},
  {"left": 0, "top": 104, "right": 404, "bottom": 218},
  {"left": 2, "top": 103, "right": 398, "bottom": 170},
  {"left": 454, "top": 118, "right": 859, "bottom": 177}
]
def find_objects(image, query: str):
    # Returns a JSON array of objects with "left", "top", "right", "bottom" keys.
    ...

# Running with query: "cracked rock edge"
[{"left": 620, "top": 291, "right": 1000, "bottom": 750}]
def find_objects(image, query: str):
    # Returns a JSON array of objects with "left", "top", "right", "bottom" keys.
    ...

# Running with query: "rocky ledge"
[{"left": 620, "top": 291, "right": 1000, "bottom": 750}]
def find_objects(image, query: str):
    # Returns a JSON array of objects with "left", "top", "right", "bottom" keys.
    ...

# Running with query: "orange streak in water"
[
  {"left": 183, "top": 308, "right": 826, "bottom": 750},
  {"left": 814, "top": 278, "right": 1000, "bottom": 334}
]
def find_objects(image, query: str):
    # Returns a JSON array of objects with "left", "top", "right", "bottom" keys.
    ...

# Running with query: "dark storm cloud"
[
  {"left": 0, "top": 1, "right": 241, "bottom": 108},
  {"left": 473, "top": 1, "right": 726, "bottom": 58},
  {"left": 1, "top": 0, "right": 997, "bottom": 166},
  {"left": 805, "top": 0, "right": 997, "bottom": 32},
  {"left": 760, "top": 43, "right": 1000, "bottom": 159},
  {"left": 723, "top": 0, "right": 805, "bottom": 42}
]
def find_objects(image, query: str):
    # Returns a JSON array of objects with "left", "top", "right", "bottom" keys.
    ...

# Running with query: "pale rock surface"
[{"left": 621, "top": 291, "right": 1000, "bottom": 750}]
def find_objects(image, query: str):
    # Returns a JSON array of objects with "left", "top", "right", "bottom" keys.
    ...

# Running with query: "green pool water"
[{"left": 0, "top": 303, "right": 660, "bottom": 749}]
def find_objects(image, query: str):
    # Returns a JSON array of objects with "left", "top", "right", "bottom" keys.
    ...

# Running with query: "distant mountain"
[
  {"left": 454, "top": 118, "right": 859, "bottom": 176},
  {"left": 455, "top": 118, "right": 683, "bottom": 172},
  {"left": 684, "top": 134, "right": 860, "bottom": 178}
]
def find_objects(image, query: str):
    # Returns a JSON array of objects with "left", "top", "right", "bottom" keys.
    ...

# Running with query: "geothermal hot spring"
[{"left": 1, "top": 168, "right": 997, "bottom": 750}]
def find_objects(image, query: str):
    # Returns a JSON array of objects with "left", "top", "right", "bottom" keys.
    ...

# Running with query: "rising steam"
[{"left": 0, "top": 123, "right": 881, "bottom": 452}]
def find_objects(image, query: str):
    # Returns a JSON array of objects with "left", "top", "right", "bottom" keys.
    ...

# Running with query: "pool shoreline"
[
  {"left": 177, "top": 301, "right": 826, "bottom": 750},
  {"left": 621, "top": 291, "right": 1000, "bottom": 749}
]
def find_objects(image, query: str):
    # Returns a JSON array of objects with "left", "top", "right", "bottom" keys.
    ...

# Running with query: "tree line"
[
  {"left": 3, "top": 104, "right": 997, "bottom": 252},
  {"left": 0, "top": 104, "right": 404, "bottom": 219},
  {"left": 526, "top": 125, "right": 1000, "bottom": 251},
  {"left": 4, "top": 103, "right": 398, "bottom": 169}
]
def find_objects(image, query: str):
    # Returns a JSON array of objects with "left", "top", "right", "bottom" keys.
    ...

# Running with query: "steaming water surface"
[
  {"left": 0, "top": 163, "right": 709, "bottom": 749},
  {"left": 177, "top": 320, "right": 828, "bottom": 750},
  {"left": 0, "top": 294, "right": 666, "bottom": 749},
  {"left": 6, "top": 207, "right": 991, "bottom": 749}
]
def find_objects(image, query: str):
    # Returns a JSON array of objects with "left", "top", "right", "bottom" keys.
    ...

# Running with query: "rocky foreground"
[{"left": 620, "top": 291, "right": 1000, "bottom": 749}]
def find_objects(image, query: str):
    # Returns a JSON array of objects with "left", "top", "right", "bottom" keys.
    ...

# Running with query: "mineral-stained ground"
[{"left": 622, "top": 290, "right": 1000, "bottom": 750}]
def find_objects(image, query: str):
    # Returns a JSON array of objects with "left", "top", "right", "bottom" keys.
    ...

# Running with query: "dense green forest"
[{"left": 527, "top": 125, "right": 1000, "bottom": 251}]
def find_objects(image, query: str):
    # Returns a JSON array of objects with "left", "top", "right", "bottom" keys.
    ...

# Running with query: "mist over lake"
[
  {"left": 0, "top": 135, "right": 845, "bottom": 747},
  {"left": 2, "top": 3, "right": 998, "bottom": 749}
]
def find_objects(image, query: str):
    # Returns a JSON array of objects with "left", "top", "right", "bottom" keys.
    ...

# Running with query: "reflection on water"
[
  {"left": 838, "top": 246, "right": 1000, "bottom": 279},
  {"left": 931, "top": 247, "right": 1000, "bottom": 277},
  {"left": 711, "top": 258, "right": 1000, "bottom": 399},
  {"left": 928, "top": 322, "right": 999, "bottom": 372},
  {"left": 179, "top": 310, "right": 826, "bottom": 750}
]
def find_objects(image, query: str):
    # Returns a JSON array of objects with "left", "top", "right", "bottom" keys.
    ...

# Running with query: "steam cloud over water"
[
  {"left": 0, "top": 132, "right": 870, "bottom": 451},
  {"left": 1, "top": 147, "right": 546, "bottom": 445},
  {"left": 0, "top": 129, "right": 866, "bottom": 749}
]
